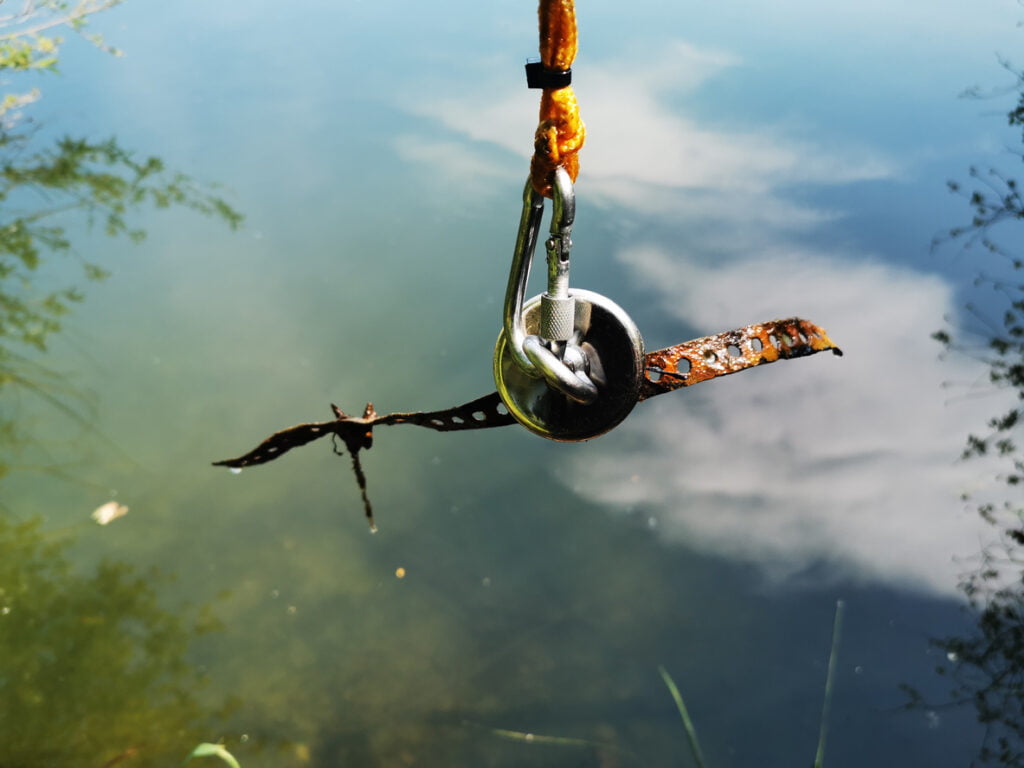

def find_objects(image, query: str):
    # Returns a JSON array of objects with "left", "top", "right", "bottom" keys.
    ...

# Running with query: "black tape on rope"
[{"left": 525, "top": 61, "right": 572, "bottom": 89}]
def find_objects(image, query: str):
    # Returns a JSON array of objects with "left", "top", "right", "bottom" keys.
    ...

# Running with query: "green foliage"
[
  {"left": 0, "top": 0, "right": 243, "bottom": 361},
  {"left": 0, "top": 516, "right": 230, "bottom": 767},
  {"left": 929, "top": 57, "right": 1024, "bottom": 768},
  {"left": 933, "top": 64, "right": 1024, "bottom": 472},
  {"left": 0, "top": 2, "right": 124, "bottom": 61},
  {"left": 0, "top": 35, "right": 61, "bottom": 73},
  {"left": 0, "top": 1, "right": 126, "bottom": 119},
  {"left": 0, "top": 0, "right": 242, "bottom": 481},
  {"left": 0, "top": 3, "right": 246, "bottom": 762},
  {"left": 0, "top": 134, "right": 242, "bottom": 354}
]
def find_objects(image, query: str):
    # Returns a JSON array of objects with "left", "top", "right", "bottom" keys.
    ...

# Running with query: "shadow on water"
[{"left": 916, "top": 55, "right": 1024, "bottom": 767}]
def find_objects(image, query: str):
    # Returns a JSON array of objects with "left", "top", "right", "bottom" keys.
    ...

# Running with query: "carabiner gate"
[{"left": 500, "top": 167, "right": 598, "bottom": 404}]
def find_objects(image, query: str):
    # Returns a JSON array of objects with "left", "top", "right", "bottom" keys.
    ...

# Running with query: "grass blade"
[
  {"left": 658, "top": 665, "right": 707, "bottom": 768},
  {"left": 813, "top": 599, "right": 845, "bottom": 768},
  {"left": 182, "top": 743, "right": 241, "bottom": 768},
  {"left": 489, "top": 727, "right": 605, "bottom": 749}
]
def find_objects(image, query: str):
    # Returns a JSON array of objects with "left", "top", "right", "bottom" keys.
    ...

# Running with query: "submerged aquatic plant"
[
  {"left": 485, "top": 599, "right": 845, "bottom": 767},
  {"left": 658, "top": 665, "right": 707, "bottom": 768},
  {"left": 0, "top": 515, "right": 229, "bottom": 766}
]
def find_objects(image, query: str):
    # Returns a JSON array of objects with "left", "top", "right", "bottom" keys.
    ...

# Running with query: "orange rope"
[{"left": 530, "top": 0, "right": 585, "bottom": 198}]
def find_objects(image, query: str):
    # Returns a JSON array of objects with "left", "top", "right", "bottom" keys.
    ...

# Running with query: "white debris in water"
[{"left": 91, "top": 501, "right": 129, "bottom": 526}]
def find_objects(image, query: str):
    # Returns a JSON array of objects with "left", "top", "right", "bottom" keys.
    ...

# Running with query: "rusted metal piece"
[
  {"left": 378, "top": 392, "right": 516, "bottom": 431},
  {"left": 213, "top": 393, "right": 514, "bottom": 470},
  {"left": 640, "top": 317, "right": 842, "bottom": 400},
  {"left": 213, "top": 394, "right": 516, "bottom": 531},
  {"left": 214, "top": 318, "right": 840, "bottom": 529},
  {"left": 329, "top": 404, "right": 380, "bottom": 531}
]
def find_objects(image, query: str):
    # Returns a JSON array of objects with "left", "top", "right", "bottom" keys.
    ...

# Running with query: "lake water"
[{"left": 4, "top": 1, "right": 1024, "bottom": 766}]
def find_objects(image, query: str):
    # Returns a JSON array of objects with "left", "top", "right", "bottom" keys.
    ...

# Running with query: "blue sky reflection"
[
  {"left": 20, "top": 1, "right": 1024, "bottom": 762},
  {"left": 381, "top": 5, "right": 1024, "bottom": 596}
]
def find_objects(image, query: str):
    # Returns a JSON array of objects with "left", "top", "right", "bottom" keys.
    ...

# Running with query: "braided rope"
[{"left": 530, "top": 0, "right": 585, "bottom": 198}]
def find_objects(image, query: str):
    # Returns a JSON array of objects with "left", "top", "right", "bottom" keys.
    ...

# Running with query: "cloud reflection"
[
  {"left": 401, "top": 40, "right": 895, "bottom": 223},
  {"left": 569, "top": 246, "right": 1012, "bottom": 595},
  {"left": 400, "top": 37, "right": 1004, "bottom": 594}
]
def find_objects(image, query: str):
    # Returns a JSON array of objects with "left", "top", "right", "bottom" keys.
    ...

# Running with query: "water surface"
[{"left": 4, "top": 1, "right": 1023, "bottom": 765}]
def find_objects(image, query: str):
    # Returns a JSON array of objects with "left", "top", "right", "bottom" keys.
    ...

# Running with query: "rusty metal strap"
[
  {"left": 214, "top": 317, "right": 839, "bottom": 476},
  {"left": 214, "top": 317, "right": 839, "bottom": 530},
  {"left": 639, "top": 316, "right": 840, "bottom": 400}
]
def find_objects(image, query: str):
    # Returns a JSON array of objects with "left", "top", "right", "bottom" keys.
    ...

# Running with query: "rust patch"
[{"left": 640, "top": 317, "right": 842, "bottom": 400}]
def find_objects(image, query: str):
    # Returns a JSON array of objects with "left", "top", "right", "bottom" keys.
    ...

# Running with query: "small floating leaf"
[{"left": 182, "top": 743, "right": 241, "bottom": 768}]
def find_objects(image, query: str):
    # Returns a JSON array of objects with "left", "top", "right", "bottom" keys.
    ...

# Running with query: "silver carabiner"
[{"left": 500, "top": 168, "right": 598, "bottom": 404}]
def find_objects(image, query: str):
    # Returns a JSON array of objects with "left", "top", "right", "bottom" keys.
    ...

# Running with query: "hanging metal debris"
[
  {"left": 214, "top": 319, "right": 840, "bottom": 530},
  {"left": 214, "top": 1, "right": 842, "bottom": 529}
]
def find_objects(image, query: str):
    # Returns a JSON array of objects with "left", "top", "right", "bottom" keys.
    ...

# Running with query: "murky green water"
[{"left": 4, "top": 1, "right": 1023, "bottom": 766}]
